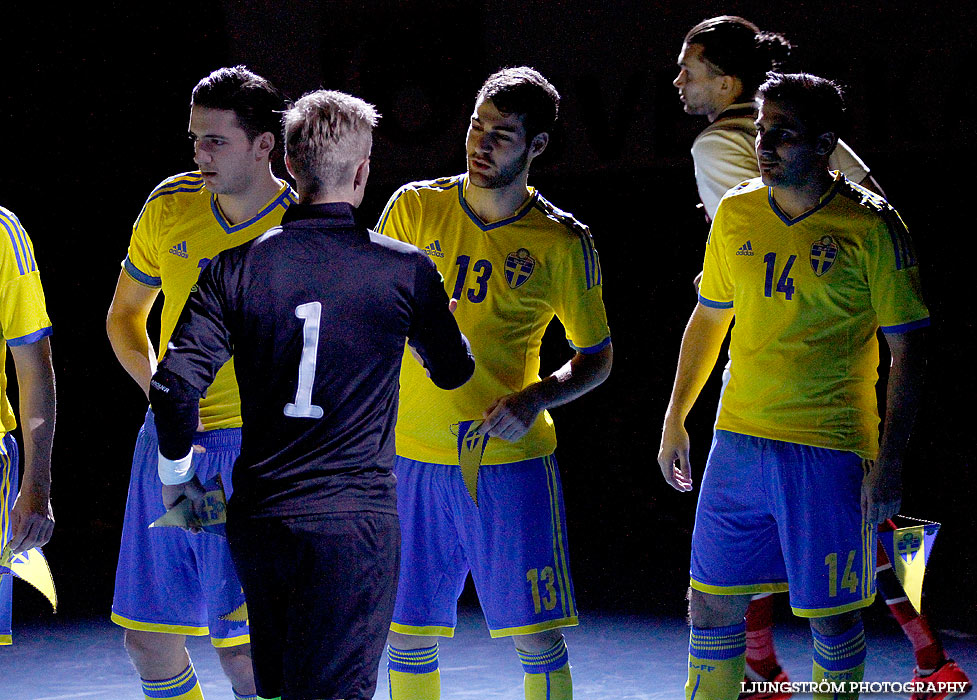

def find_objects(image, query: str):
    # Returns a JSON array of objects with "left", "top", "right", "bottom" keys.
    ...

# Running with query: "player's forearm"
[
  {"left": 106, "top": 309, "right": 157, "bottom": 398},
  {"left": 11, "top": 339, "right": 56, "bottom": 497},
  {"left": 878, "top": 329, "right": 927, "bottom": 464},
  {"left": 530, "top": 343, "right": 613, "bottom": 412},
  {"left": 664, "top": 304, "right": 733, "bottom": 426}
]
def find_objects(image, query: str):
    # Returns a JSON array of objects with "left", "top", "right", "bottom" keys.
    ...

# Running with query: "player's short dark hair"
[
  {"left": 191, "top": 66, "right": 288, "bottom": 144},
  {"left": 476, "top": 67, "right": 560, "bottom": 142},
  {"left": 685, "top": 16, "right": 792, "bottom": 101},
  {"left": 758, "top": 72, "right": 847, "bottom": 139}
]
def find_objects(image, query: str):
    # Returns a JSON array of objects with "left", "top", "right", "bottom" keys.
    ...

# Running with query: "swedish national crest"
[
  {"left": 810, "top": 235, "right": 839, "bottom": 277},
  {"left": 505, "top": 248, "right": 536, "bottom": 289}
]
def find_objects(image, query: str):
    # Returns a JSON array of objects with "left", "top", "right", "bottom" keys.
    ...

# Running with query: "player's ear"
[
  {"left": 255, "top": 131, "right": 276, "bottom": 160},
  {"left": 529, "top": 132, "right": 548, "bottom": 158},
  {"left": 353, "top": 156, "right": 370, "bottom": 191},
  {"left": 284, "top": 154, "right": 297, "bottom": 180},
  {"left": 815, "top": 131, "right": 837, "bottom": 157}
]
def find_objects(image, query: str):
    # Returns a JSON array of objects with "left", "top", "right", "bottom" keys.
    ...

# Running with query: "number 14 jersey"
[
  {"left": 699, "top": 173, "right": 929, "bottom": 459},
  {"left": 376, "top": 175, "right": 611, "bottom": 466}
]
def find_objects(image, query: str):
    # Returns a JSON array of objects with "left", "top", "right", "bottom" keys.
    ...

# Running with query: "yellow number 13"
[{"left": 526, "top": 567, "right": 558, "bottom": 613}]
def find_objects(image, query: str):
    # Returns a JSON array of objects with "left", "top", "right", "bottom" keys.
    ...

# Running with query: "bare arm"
[
  {"left": 480, "top": 343, "right": 613, "bottom": 442},
  {"left": 657, "top": 303, "right": 734, "bottom": 492},
  {"left": 8, "top": 337, "right": 56, "bottom": 554},
  {"left": 861, "top": 328, "right": 927, "bottom": 524},
  {"left": 106, "top": 270, "right": 160, "bottom": 398}
]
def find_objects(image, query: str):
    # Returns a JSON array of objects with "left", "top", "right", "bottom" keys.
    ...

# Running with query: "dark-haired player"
[
  {"left": 150, "top": 89, "right": 474, "bottom": 700},
  {"left": 107, "top": 66, "right": 295, "bottom": 700},
  {"left": 675, "top": 19, "right": 971, "bottom": 700},
  {"left": 660, "top": 73, "right": 929, "bottom": 700},
  {"left": 378, "top": 66, "right": 612, "bottom": 700}
]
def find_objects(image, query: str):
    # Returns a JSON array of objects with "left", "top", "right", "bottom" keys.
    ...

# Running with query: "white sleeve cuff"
[{"left": 158, "top": 448, "right": 196, "bottom": 485}]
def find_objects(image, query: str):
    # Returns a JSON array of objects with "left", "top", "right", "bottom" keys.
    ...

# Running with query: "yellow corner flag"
[
  {"left": 0, "top": 545, "right": 57, "bottom": 612},
  {"left": 880, "top": 516, "right": 940, "bottom": 614}
]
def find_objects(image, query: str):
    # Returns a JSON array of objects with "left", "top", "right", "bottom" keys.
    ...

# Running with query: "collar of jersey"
[
  {"left": 281, "top": 201, "right": 358, "bottom": 228},
  {"left": 714, "top": 101, "right": 758, "bottom": 122},
  {"left": 210, "top": 179, "right": 295, "bottom": 234},
  {"left": 458, "top": 174, "right": 537, "bottom": 231},
  {"left": 767, "top": 172, "right": 841, "bottom": 226}
]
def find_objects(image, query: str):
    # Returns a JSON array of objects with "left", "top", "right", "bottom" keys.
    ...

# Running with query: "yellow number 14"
[{"left": 824, "top": 550, "right": 858, "bottom": 597}]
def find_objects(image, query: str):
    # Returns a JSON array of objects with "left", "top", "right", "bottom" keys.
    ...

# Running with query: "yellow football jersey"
[
  {"left": 700, "top": 172, "right": 929, "bottom": 459},
  {"left": 376, "top": 174, "right": 611, "bottom": 465},
  {"left": 0, "top": 206, "right": 53, "bottom": 438},
  {"left": 124, "top": 172, "right": 296, "bottom": 429}
]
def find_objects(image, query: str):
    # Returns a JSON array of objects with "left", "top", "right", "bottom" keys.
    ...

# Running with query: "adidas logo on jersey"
[
  {"left": 423, "top": 240, "right": 445, "bottom": 258},
  {"left": 736, "top": 241, "right": 754, "bottom": 256},
  {"left": 169, "top": 241, "right": 189, "bottom": 258}
]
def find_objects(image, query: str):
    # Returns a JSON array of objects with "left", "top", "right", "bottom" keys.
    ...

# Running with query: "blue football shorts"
[
  {"left": 111, "top": 411, "right": 248, "bottom": 646},
  {"left": 690, "top": 430, "right": 876, "bottom": 617},
  {"left": 1, "top": 433, "right": 19, "bottom": 645},
  {"left": 392, "top": 454, "right": 578, "bottom": 638}
]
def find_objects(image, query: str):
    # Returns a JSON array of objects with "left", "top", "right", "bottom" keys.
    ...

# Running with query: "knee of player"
[
  {"left": 512, "top": 629, "right": 565, "bottom": 654},
  {"left": 809, "top": 610, "right": 861, "bottom": 637}
]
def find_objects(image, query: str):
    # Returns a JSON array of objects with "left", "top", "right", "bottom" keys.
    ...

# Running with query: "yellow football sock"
[
  {"left": 518, "top": 636, "right": 572, "bottom": 699},
  {"left": 387, "top": 643, "right": 440, "bottom": 700},
  {"left": 686, "top": 622, "right": 747, "bottom": 700},
  {"left": 141, "top": 662, "right": 204, "bottom": 700},
  {"left": 812, "top": 621, "right": 866, "bottom": 700}
]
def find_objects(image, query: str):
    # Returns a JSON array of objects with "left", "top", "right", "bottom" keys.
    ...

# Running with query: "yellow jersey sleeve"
[
  {"left": 122, "top": 175, "right": 193, "bottom": 288},
  {"left": 866, "top": 208, "right": 929, "bottom": 333},
  {"left": 699, "top": 203, "right": 735, "bottom": 308},
  {"left": 552, "top": 228, "right": 610, "bottom": 352},
  {"left": 0, "top": 206, "right": 53, "bottom": 435},
  {"left": 376, "top": 184, "right": 422, "bottom": 245}
]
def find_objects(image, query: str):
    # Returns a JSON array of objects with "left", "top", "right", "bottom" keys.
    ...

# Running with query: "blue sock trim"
[
  {"left": 689, "top": 622, "right": 747, "bottom": 661},
  {"left": 387, "top": 643, "right": 439, "bottom": 674},
  {"left": 812, "top": 621, "right": 867, "bottom": 672},
  {"left": 518, "top": 637, "right": 569, "bottom": 674},
  {"left": 233, "top": 691, "right": 258, "bottom": 700},
  {"left": 141, "top": 663, "right": 198, "bottom": 698}
]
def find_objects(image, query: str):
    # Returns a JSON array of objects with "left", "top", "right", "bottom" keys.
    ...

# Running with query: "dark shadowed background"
[{"left": 3, "top": 0, "right": 974, "bottom": 634}]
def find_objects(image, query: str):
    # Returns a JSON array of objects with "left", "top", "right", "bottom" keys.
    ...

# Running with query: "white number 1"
[{"left": 284, "top": 301, "right": 324, "bottom": 419}]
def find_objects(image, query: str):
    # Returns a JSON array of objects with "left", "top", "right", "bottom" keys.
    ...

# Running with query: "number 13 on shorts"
[{"left": 527, "top": 566, "right": 559, "bottom": 613}]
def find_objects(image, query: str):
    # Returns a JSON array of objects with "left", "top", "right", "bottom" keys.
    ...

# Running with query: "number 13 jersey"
[
  {"left": 699, "top": 172, "right": 929, "bottom": 459},
  {"left": 376, "top": 175, "right": 611, "bottom": 466}
]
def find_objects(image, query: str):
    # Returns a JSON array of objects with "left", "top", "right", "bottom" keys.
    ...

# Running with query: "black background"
[{"left": 4, "top": 1, "right": 975, "bottom": 633}]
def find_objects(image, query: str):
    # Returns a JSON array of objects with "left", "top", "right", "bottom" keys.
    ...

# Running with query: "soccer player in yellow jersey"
[
  {"left": 0, "top": 206, "right": 56, "bottom": 646},
  {"left": 658, "top": 73, "right": 929, "bottom": 700},
  {"left": 674, "top": 19, "right": 970, "bottom": 700},
  {"left": 106, "top": 67, "right": 295, "bottom": 700},
  {"left": 377, "top": 67, "right": 612, "bottom": 700}
]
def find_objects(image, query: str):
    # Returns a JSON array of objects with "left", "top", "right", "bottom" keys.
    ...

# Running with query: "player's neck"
[
  {"left": 216, "top": 164, "right": 282, "bottom": 226},
  {"left": 463, "top": 174, "right": 532, "bottom": 224},
  {"left": 770, "top": 170, "right": 834, "bottom": 219}
]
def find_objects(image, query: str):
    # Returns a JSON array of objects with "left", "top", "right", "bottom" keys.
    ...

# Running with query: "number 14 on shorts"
[{"left": 825, "top": 550, "right": 858, "bottom": 597}]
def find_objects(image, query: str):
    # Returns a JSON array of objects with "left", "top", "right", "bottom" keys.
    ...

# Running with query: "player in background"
[
  {"left": 149, "top": 89, "right": 474, "bottom": 700},
  {"left": 106, "top": 66, "right": 295, "bottom": 700},
  {"left": 674, "top": 17, "right": 970, "bottom": 700},
  {"left": 0, "top": 206, "right": 56, "bottom": 645},
  {"left": 377, "top": 66, "right": 612, "bottom": 700},
  {"left": 659, "top": 72, "right": 929, "bottom": 700}
]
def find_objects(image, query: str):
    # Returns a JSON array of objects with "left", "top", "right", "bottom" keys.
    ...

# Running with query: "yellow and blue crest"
[
  {"left": 505, "top": 248, "right": 536, "bottom": 289},
  {"left": 810, "top": 235, "right": 839, "bottom": 277}
]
